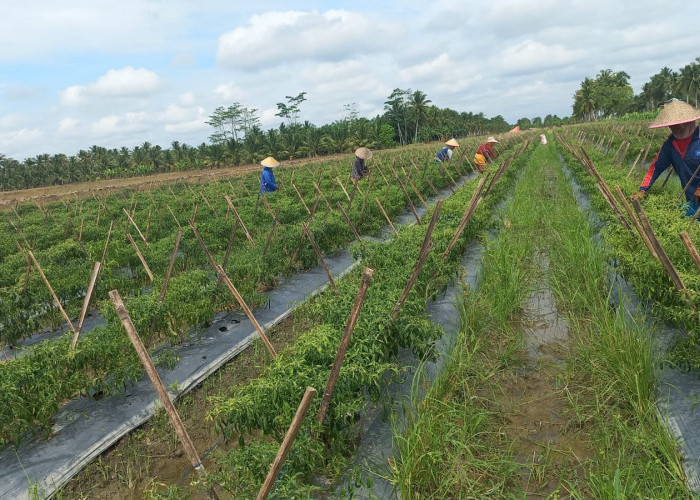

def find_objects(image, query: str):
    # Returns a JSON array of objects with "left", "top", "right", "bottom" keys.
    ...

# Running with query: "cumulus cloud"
[
  {"left": 496, "top": 40, "right": 583, "bottom": 75},
  {"left": 58, "top": 118, "right": 79, "bottom": 134},
  {"left": 217, "top": 10, "right": 398, "bottom": 69},
  {"left": 60, "top": 67, "right": 161, "bottom": 106}
]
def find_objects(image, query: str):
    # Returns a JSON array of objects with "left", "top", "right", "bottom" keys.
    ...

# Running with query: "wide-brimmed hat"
[
  {"left": 355, "top": 147, "right": 373, "bottom": 160},
  {"left": 487, "top": 137, "right": 499, "bottom": 143},
  {"left": 445, "top": 138, "right": 459, "bottom": 147},
  {"left": 649, "top": 99, "right": 700, "bottom": 129},
  {"left": 260, "top": 156, "right": 280, "bottom": 168}
]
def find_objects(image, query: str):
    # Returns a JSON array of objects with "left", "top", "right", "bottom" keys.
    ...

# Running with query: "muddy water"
[{"left": 497, "top": 256, "right": 592, "bottom": 498}]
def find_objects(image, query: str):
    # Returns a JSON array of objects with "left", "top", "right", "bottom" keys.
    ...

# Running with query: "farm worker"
[
  {"left": 351, "top": 147, "right": 373, "bottom": 181},
  {"left": 630, "top": 99, "right": 700, "bottom": 216},
  {"left": 474, "top": 137, "right": 499, "bottom": 173},
  {"left": 540, "top": 134, "right": 547, "bottom": 145},
  {"left": 259, "top": 156, "right": 280, "bottom": 193},
  {"left": 435, "top": 138, "right": 459, "bottom": 163}
]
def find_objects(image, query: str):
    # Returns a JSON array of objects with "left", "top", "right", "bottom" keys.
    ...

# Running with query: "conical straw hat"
[
  {"left": 445, "top": 138, "right": 459, "bottom": 147},
  {"left": 355, "top": 147, "right": 373, "bottom": 160},
  {"left": 260, "top": 156, "right": 280, "bottom": 168},
  {"left": 649, "top": 99, "right": 700, "bottom": 129},
  {"left": 486, "top": 136, "right": 499, "bottom": 143}
]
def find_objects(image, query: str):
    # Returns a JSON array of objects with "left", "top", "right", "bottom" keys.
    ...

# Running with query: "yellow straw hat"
[
  {"left": 260, "top": 156, "right": 280, "bottom": 168},
  {"left": 445, "top": 138, "right": 459, "bottom": 147},
  {"left": 355, "top": 147, "right": 373, "bottom": 160},
  {"left": 649, "top": 99, "right": 700, "bottom": 129},
  {"left": 486, "top": 137, "right": 499, "bottom": 143}
]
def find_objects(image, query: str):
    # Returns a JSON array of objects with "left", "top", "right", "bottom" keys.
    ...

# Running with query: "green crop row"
[
  {"left": 0, "top": 138, "right": 526, "bottom": 449},
  {"left": 199, "top": 143, "right": 533, "bottom": 497}
]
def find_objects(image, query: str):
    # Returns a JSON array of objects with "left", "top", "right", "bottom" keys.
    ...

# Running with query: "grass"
[{"left": 390, "top": 137, "right": 690, "bottom": 498}]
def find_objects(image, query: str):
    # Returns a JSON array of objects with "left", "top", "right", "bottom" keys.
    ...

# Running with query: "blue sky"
[{"left": 0, "top": 0, "right": 695, "bottom": 161}]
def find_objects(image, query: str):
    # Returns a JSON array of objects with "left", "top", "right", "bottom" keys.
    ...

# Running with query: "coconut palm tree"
[{"left": 409, "top": 90, "right": 431, "bottom": 143}]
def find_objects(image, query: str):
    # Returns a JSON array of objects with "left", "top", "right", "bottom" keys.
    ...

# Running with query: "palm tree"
[
  {"left": 573, "top": 77, "right": 596, "bottom": 122},
  {"left": 409, "top": 90, "right": 431, "bottom": 143},
  {"left": 678, "top": 58, "right": 700, "bottom": 107}
]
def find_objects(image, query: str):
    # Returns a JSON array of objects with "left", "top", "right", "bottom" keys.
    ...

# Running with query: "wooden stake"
[
  {"left": 28, "top": 250, "right": 75, "bottom": 332},
  {"left": 100, "top": 220, "right": 114, "bottom": 267},
  {"left": 443, "top": 176, "right": 488, "bottom": 260},
  {"left": 336, "top": 177, "right": 351, "bottom": 203},
  {"left": 407, "top": 178, "right": 428, "bottom": 211},
  {"left": 390, "top": 241, "right": 434, "bottom": 320},
  {"left": 336, "top": 202, "right": 366, "bottom": 252},
  {"left": 126, "top": 233, "right": 154, "bottom": 281},
  {"left": 292, "top": 183, "right": 310, "bottom": 215},
  {"left": 375, "top": 198, "right": 399, "bottom": 237},
  {"left": 123, "top": 208, "right": 149, "bottom": 247},
  {"left": 302, "top": 222, "right": 338, "bottom": 294},
  {"left": 109, "top": 290, "right": 206, "bottom": 476},
  {"left": 72, "top": 261, "right": 101, "bottom": 348},
  {"left": 216, "top": 266, "right": 277, "bottom": 358},
  {"left": 680, "top": 231, "right": 700, "bottom": 274},
  {"left": 224, "top": 196, "right": 254, "bottom": 245},
  {"left": 316, "top": 268, "right": 374, "bottom": 424},
  {"left": 289, "top": 198, "right": 321, "bottom": 265},
  {"left": 166, "top": 203, "right": 182, "bottom": 229},
  {"left": 613, "top": 185, "right": 658, "bottom": 259},
  {"left": 631, "top": 200, "right": 690, "bottom": 300},
  {"left": 257, "top": 387, "right": 317, "bottom": 500}
]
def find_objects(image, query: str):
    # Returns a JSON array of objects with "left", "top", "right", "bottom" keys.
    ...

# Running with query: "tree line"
[
  {"left": 572, "top": 57, "right": 700, "bottom": 121},
  {"left": 0, "top": 88, "right": 521, "bottom": 191}
]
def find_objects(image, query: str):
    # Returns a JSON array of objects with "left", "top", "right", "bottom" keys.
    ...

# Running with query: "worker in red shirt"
[
  {"left": 474, "top": 137, "right": 499, "bottom": 173},
  {"left": 630, "top": 99, "right": 700, "bottom": 217}
]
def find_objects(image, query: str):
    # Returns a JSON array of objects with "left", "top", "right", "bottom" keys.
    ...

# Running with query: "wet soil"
[{"left": 492, "top": 272, "right": 594, "bottom": 498}]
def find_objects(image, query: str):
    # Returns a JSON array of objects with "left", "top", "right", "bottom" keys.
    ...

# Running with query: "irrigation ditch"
[{"left": 355, "top": 140, "right": 692, "bottom": 498}]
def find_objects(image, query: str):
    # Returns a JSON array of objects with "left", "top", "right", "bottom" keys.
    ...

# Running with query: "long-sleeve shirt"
[
  {"left": 476, "top": 142, "right": 497, "bottom": 161},
  {"left": 639, "top": 127, "right": 700, "bottom": 203},
  {"left": 260, "top": 167, "right": 278, "bottom": 193},
  {"left": 351, "top": 156, "right": 367, "bottom": 180}
]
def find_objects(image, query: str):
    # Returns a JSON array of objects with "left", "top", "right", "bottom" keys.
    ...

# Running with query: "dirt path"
[{"left": 0, "top": 154, "right": 346, "bottom": 208}]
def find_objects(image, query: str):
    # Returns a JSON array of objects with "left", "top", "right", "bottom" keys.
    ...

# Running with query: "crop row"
[
  {"left": 554, "top": 124, "right": 700, "bottom": 369},
  {"left": 0, "top": 137, "right": 525, "bottom": 448}
]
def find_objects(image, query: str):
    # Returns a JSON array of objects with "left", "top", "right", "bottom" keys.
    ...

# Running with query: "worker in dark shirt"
[
  {"left": 630, "top": 99, "right": 700, "bottom": 216},
  {"left": 351, "top": 147, "right": 372, "bottom": 181}
]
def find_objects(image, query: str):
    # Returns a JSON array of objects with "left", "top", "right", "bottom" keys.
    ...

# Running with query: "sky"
[{"left": 0, "top": 0, "right": 695, "bottom": 161}]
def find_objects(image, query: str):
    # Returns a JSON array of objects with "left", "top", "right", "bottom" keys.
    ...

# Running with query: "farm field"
[{"left": 1, "top": 127, "right": 699, "bottom": 499}]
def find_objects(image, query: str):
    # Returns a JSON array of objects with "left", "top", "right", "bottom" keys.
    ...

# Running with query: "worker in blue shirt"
[{"left": 259, "top": 156, "right": 280, "bottom": 193}]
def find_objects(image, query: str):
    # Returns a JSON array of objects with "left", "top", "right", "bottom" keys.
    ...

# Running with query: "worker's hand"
[
  {"left": 629, "top": 190, "right": 646, "bottom": 201},
  {"left": 695, "top": 188, "right": 700, "bottom": 203}
]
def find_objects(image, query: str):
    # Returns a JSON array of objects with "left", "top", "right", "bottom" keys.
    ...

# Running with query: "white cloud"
[
  {"left": 58, "top": 118, "right": 79, "bottom": 134},
  {"left": 214, "top": 83, "right": 246, "bottom": 102},
  {"left": 93, "top": 67, "right": 161, "bottom": 96},
  {"left": 496, "top": 40, "right": 583, "bottom": 75},
  {"left": 60, "top": 67, "right": 160, "bottom": 107},
  {"left": 399, "top": 54, "right": 452, "bottom": 82},
  {"left": 217, "top": 10, "right": 398, "bottom": 69}
]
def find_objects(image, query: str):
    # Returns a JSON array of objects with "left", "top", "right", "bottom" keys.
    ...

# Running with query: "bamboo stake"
[
  {"left": 150, "top": 229, "right": 183, "bottom": 333},
  {"left": 100, "top": 220, "right": 114, "bottom": 267},
  {"left": 145, "top": 210, "right": 152, "bottom": 243},
  {"left": 302, "top": 222, "right": 338, "bottom": 294},
  {"left": 127, "top": 233, "right": 154, "bottom": 281},
  {"left": 216, "top": 266, "right": 277, "bottom": 358},
  {"left": 292, "top": 183, "right": 310, "bottom": 215},
  {"left": 169, "top": 186, "right": 186, "bottom": 212},
  {"left": 200, "top": 190, "right": 218, "bottom": 217},
  {"left": 392, "top": 171, "right": 421, "bottom": 225},
  {"left": 407, "top": 178, "right": 428, "bottom": 211},
  {"left": 258, "top": 387, "right": 317, "bottom": 500},
  {"left": 224, "top": 196, "right": 254, "bottom": 245},
  {"left": 72, "top": 261, "right": 101, "bottom": 348},
  {"left": 166, "top": 203, "right": 182, "bottom": 229},
  {"left": 613, "top": 186, "right": 658, "bottom": 259},
  {"left": 595, "top": 183, "right": 633, "bottom": 233},
  {"left": 375, "top": 198, "right": 399, "bottom": 237},
  {"left": 123, "top": 208, "right": 149, "bottom": 247},
  {"left": 680, "top": 231, "right": 700, "bottom": 274},
  {"left": 336, "top": 177, "right": 351, "bottom": 203},
  {"left": 631, "top": 200, "right": 690, "bottom": 301},
  {"left": 28, "top": 250, "right": 75, "bottom": 332},
  {"left": 289, "top": 198, "right": 321, "bottom": 265},
  {"left": 316, "top": 268, "right": 374, "bottom": 424},
  {"left": 108, "top": 290, "right": 206, "bottom": 476},
  {"left": 313, "top": 181, "right": 333, "bottom": 213},
  {"left": 443, "top": 178, "right": 488, "bottom": 260},
  {"left": 336, "top": 202, "right": 366, "bottom": 252},
  {"left": 390, "top": 241, "right": 434, "bottom": 320},
  {"left": 357, "top": 174, "right": 375, "bottom": 222}
]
